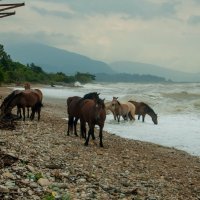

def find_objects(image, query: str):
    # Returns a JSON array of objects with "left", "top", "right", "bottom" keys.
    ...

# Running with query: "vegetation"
[{"left": 0, "top": 44, "right": 95, "bottom": 85}]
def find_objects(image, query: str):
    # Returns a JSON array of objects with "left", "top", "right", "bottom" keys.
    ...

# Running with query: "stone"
[
  {"left": 0, "top": 185, "right": 9, "bottom": 193},
  {"left": 37, "top": 178, "right": 51, "bottom": 187}
]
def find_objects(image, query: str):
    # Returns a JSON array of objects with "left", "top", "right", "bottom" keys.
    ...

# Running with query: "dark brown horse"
[
  {"left": 67, "top": 92, "right": 100, "bottom": 137},
  {"left": 79, "top": 98, "right": 106, "bottom": 147},
  {"left": 1, "top": 90, "right": 42, "bottom": 121},
  {"left": 129, "top": 100, "right": 158, "bottom": 124},
  {"left": 0, "top": 90, "right": 22, "bottom": 118},
  {"left": 0, "top": 88, "right": 43, "bottom": 120}
]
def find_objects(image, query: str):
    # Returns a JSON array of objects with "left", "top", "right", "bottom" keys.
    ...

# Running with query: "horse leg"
[
  {"left": 67, "top": 116, "right": 73, "bottom": 135},
  {"left": 99, "top": 126, "right": 103, "bottom": 147},
  {"left": 27, "top": 107, "right": 29, "bottom": 118},
  {"left": 138, "top": 115, "right": 141, "bottom": 120},
  {"left": 142, "top": 114, "right": 145, "bottom": 122},
  {"left": 22, "top": 107, "right": 26, "bottom": 121},
  {"left": 30, "top": 108, "right": 35, "bottom": 120},
  {"left": 80, "top": 120, "right": 86, "bottom": 139},
  {"left": 112, "top": 111, "right": 116, "bottom": 120},
  {"left": 17, "top": 106, "right": 22, "bottom": 119},
  {"left": 73, "top": 117, "right": 79, "bottom": 136},
  {"left": 37, "top": 107, "right": 41, "bottom": 121},
  {"left": 117, "top": 115, "right": 120, "bottom": 122},
  {"left": 85, "top": 125, "right": 94, "bottom": 146}
]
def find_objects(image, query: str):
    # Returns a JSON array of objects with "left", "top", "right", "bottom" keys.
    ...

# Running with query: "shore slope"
[{"left": 0, "top": 86, "right": 200, "bottom": 199}]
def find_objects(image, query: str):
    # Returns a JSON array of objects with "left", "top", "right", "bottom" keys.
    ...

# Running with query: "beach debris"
[{"left": 0, "top": 151, "right": 19, "bottom": 168}]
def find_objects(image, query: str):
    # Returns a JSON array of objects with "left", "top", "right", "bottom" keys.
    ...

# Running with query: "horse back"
[
  {"left": 67, "top": 96, "right": 82, "bottom": 117},
  {"left": 33, "top": 89, "right": 43, "bottom": 101},
  {"left": 67, "top": 96, "right": 80, "bottom": 107},
  {"left": 129, "top": 100, "right": 153, "bottom": 115}
]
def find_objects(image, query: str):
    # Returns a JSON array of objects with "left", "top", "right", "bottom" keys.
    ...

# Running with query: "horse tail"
[
  {"left": 127, "top": 102, "right": 136, "bottom": 120},
  {"left": 34, "top": 101, "right": 43, "bottom": 111}
]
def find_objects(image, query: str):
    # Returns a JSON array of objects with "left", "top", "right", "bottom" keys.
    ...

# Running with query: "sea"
[{"left": 17, "top": 82, "right": 200, "bottom": 156}]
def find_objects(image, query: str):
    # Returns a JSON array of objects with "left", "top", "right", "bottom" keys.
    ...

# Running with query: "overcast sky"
[{"left": 1, "top": 0, "right": 200, "bottom": 73}]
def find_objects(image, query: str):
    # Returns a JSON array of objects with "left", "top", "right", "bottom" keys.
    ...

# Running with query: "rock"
[
  {"left": 2, "top": 172, "right": 15, "bottom": 179},
  {"left": 27, "top": 165, "right": 35, "bottom": 172},
  {"left": 0, "top": 185, "right": 9, "bottom": 193},
  {"left": 37, "top": 178, "right": 51, "bottom": 187}
]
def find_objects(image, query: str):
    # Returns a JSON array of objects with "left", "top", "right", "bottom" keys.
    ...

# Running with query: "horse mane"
[
  {"left": 141, "top": 102, "right": 155, "bottom": 114},
  {"left": 5, "top": 92, "right": 22, "bottom": 110},
  {"left": 0, "top": 91, "right": 20, "bottom": 109},
  {"left": 83, "top": 92, "right": 100, "bottom": 100}
]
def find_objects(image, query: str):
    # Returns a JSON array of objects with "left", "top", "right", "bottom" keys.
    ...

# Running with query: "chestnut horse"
[
  {"left": 111, "top": 97, "right": 135, "bottom": 122},
  {"left": 1, "top": 90, "right": 42, "bottom": 121},
  {"left": 128, "top": 100, "right": 158, "bottom": 124},
  {"left": 79, "top": 98, "right": 106, "bottom": 147},
  {"left": 67, "top": 92, "right": 100, "bottom": 137}
]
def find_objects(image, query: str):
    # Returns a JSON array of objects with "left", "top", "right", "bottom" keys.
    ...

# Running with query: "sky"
[{"left": 1, "top": 0, "right": 200, "bottom": 73}]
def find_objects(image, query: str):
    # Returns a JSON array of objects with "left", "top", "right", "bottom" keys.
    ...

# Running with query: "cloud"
[
  {"left": 1, "top": 0, "right": 200, "bottom": 73},
  {"left": 31, "top": 6, "right": 74, "bottom": 19},
  {"left": 188, "top": 15, "right": 200, "bottom": 25},
  {"left": 36, "top": 0, "right": 177, "bottom": 19}
]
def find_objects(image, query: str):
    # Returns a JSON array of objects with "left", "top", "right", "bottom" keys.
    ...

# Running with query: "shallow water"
[{"left": 15, "top": 82, "right": 200, "bottom": 156}]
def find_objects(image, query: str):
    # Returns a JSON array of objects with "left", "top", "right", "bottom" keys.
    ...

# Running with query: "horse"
[
  {"left": 0, "top": 90, "right": 22, "bottom": 118},
  {"left": 111, "top": 97, "right": 135, "bottom": 122},
  {"left": 128, "top": 100, "right": 158, "bottom": 124},
  {"left": 24, "top": 82, "right": 31, "bottom": 90},
  {"left": 79, "top": 98, "right": 106, "bottom": 147},
  {"left": 105, "top": 101, "right": 117, "bottom": 120},
  {"left": 1, "top": 90, "right": 42, "bottom": 121},
  {"left": 23, "top": 83, "right": 43, "bottom": 118},
  {"left": 67, "top": 92, "right": 100, "bottom": 137},
  {"left": 27, "top": 89, "right": 43, "bottom": 120}
]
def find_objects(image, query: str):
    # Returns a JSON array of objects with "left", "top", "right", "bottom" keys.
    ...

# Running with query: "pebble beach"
[{"left": 0, "top": 86, "right": 200, "bottom": 200}]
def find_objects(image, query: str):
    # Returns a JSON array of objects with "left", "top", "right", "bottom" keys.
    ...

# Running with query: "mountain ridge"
[
  {"left": 4, "top": 42, "right": 200, "bottom": 82},
  {"left": 110, "top": 61, "right": 200, "bottom": 82},
  {"left": 4, "top": 42, "right": 114, "bottom": 75}
]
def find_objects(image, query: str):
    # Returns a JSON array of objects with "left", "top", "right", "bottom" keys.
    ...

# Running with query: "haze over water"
[{"left": 32, "top": 82, "right": 200, "bottom": 156}]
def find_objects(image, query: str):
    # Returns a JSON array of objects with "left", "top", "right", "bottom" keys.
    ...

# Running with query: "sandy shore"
[{"left": 0, "top": 86, "right": 200, "bottom": 200}]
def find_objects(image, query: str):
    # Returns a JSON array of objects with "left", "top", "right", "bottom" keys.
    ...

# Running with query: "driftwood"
[
  {"left": 0, "top": 151, "right": 19, "bottom": 168},
  {"left": 0, "top": 118, "right": 16, "bottom": 130}
]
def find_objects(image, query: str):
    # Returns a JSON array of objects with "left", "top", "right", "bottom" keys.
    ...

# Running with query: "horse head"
[
  {"left": 152, "top": 113, "right": 158, "bottom": 125},
  {"left": 111, "top": 98, "right": 120, "bottom": 109},
  {"left": 96, "top": 98, "right": 105, "bottom": 109}
]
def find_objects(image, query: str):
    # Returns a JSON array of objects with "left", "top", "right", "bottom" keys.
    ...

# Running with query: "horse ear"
[{"left": 97, "top": 93, "right": 100, "bottom": 95}]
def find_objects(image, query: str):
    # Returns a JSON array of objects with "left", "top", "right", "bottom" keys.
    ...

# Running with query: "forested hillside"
[{"left": 0, "top": 44, "right": 95, "bottom": 85}]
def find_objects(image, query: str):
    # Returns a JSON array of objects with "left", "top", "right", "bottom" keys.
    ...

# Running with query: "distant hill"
[
  {"left": 95, "top": 73, "right": 168, "bottom": 83},
  {"left": 4, "top": 42, "right": 200, "bottom": 82},
  {"left": 110, "top": 61, "right": 200, "bottom": 82},
  {"left": 4, "top": 43, "right": 114, "bottom": 75}
]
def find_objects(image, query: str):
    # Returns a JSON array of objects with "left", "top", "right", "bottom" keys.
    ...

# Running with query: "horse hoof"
[
  {"left": 100, "top": 144, "right": 104, "bottom": 147},
  {"left": 84, "top": 142, "right": 88, "bottom": 146}
]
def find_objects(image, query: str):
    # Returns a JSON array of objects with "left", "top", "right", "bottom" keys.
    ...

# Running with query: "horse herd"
[{"left": 0, "top": 87, "right": 158, "bottom": 147}]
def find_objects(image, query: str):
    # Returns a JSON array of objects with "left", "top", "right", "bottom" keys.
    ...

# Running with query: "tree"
[
  {"left": 0, "top": 44, "right": 12, "bottom": 70},
  {"left": 75, "top": 72, "right": 95, "bottom": 83}
]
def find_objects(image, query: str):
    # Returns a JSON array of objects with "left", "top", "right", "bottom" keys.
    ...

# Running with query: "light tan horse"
[{"left": 111, "top": 97, "right": 135, "bottom": 122}]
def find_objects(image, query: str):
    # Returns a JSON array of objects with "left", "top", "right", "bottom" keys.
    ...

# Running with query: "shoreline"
[{"left": 0, "top": 86, "right": 200, "bottom": 199}]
